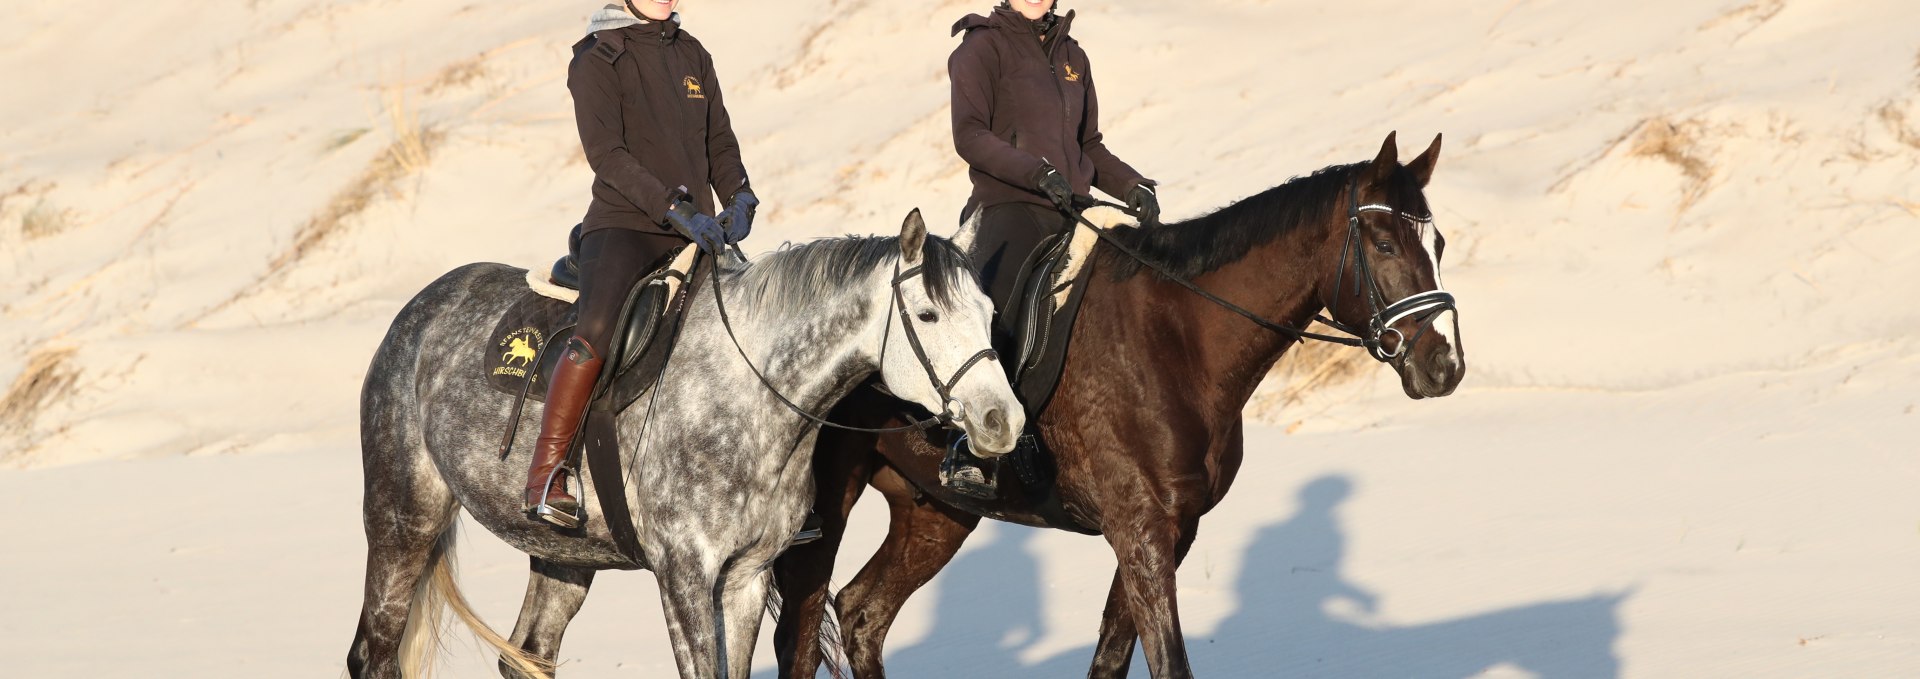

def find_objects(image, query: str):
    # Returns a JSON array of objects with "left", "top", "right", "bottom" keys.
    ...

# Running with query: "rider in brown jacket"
[
  {"left": 950, "top": 1, "right": 1159, "bottom": 322},
  {"left": 526, "top": 0, "right": 758, "bottom": 527}
]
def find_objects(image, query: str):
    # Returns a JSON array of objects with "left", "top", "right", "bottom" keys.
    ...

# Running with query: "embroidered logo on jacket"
[
  {"left": 683, "top": 76, "right": 706, "bottom": 99},
  {"left": 1062, "top": 63, "right": 1081, "bottom": 82}
]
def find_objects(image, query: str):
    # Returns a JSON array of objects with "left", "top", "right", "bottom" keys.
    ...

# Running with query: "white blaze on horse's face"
[
  {"left": 876, "top": 210, "right": 1024, "bottom": 455},
  {"left": 1418, "top": 217, "right": 1461, "bottom": 357}
]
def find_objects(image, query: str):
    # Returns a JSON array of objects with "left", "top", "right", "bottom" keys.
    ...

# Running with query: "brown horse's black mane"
[{"left": 1098, "top": 161, "right": 1429, "bottom": 280}]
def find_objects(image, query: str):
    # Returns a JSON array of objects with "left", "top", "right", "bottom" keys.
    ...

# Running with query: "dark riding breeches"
[
  {"left": 573, "top": 228, "right": 686, "bottom": 356},
  {"left": 969, "top": 202, "right": 1074, "bottom": 337}
]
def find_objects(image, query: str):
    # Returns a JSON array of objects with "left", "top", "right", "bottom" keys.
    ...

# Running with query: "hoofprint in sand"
[{"left": 1, "top": 0, "right": 1916, "bottom": 676}]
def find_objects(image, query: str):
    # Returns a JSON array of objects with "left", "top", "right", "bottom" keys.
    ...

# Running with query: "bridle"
[
  {"left": 1316, "top": 173, "right": 1459, "bottom": 362},
  {"left": 710, "top": 250, "right": 998, "bottom": 433},
  {"left": 880, "top": 260, "right": 1001, "bottom": 423},
  {"left": 1073, "top": 171, "right": 1459, "bottom": 363}
]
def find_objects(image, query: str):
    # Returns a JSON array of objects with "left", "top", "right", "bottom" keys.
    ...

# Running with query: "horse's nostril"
[{"left": 983, "top": 408, "right": 1006, "bottom": 434}]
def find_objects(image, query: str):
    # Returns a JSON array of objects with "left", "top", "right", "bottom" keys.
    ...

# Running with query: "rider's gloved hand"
[
  {"left": 716, "top": 189, "right": 758, "bottom": 245},
  {"left": 1126, "top": 182, "right": 1161, "bottom": 227},
  {"left": 664, "top": 198, "right": 726, "bottom": 255},
  {"left": 1033, "top": 163, "right": 1074, "bottom": 212}
]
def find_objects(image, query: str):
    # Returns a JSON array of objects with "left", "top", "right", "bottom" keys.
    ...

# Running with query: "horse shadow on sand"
[{"left": 768, "top": 475, "right": 1627, "bottom": 678}]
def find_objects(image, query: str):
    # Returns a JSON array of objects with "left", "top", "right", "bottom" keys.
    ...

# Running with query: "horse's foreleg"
[
  {"left": 501, "top": 557, "right": 597, "bottom": 678},
  {"left": 1087, "top": 572, "right": 1141, "bottom": 678},
  {"left": 835, "top": 465, "right": 981, "bottom": 677},
  {"left": 657, "top": 561, "right": 727, "bottom": 679},
  {"left": 772, "top": 440, "right": 878, "bottom": 678},
  {"left": 1102, "top": 500, "right": 1204, "bottom": 679},
  {"left": 718, "top": 567, "right": 773, "bottom": 679}
]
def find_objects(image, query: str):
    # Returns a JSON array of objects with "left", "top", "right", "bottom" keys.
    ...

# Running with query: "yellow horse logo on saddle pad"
[
  {"left": 494, "top": 327, "right": 545, "bottom": 379},
  {"left": 684, "top": 76, "right": 705, "bottom": 99}
]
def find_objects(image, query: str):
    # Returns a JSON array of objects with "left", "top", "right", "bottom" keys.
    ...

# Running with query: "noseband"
[
  {"left": 1317, "top": 174, "right": 1459, "bottom": 362},
  {"left": 1071, "top": 172, "right": 1462, "bottom": 363}
]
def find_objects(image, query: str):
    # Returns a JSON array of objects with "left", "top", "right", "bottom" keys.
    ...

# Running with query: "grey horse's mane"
[{"left": 727, "top": 235, "right": 979, "bottom": 310}]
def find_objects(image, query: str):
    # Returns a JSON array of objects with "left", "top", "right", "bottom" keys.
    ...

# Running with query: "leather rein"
[
  {"left": 708, "top": 250, "right": 998, "bottom": 434},
  {"left": 1072, "top": 174, "right": 1457, "bottom": 363}
]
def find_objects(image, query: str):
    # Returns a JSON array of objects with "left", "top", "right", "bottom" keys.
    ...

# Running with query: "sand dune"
[{"left": 2, "top": 0, "right": 1916, "bottom": 676}]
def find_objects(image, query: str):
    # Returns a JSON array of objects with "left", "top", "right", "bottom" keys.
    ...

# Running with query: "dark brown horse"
[{"left": 771, "top": 133, "right": 1466, "bottom": 678}]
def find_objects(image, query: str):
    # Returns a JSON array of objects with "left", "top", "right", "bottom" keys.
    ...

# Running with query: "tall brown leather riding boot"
[{"left": 525, "top": 337, "right": 603, "bottom": 528}]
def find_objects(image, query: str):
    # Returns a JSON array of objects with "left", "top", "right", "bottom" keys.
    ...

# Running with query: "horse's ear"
[
  {"left": 1367, "top": 131, "right": 1400, "bottom": 186},
  {"left": 899, "top": 208, "right": 927, "bottom": 266},
  {"left": 1406, "top": 133, "right": 1442, "bottom": 188}
]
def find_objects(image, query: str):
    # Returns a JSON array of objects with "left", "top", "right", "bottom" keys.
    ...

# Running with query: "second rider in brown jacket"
[{"left": 950, "top": 0, "right": 1160, "bottom": 318}]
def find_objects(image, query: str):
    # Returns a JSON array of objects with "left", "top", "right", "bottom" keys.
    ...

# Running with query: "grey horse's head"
[{"left": 882, "top": 210, "right": 1023, "bottom": 455}]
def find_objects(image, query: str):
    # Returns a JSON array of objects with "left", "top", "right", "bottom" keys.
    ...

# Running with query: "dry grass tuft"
[
  {"left": 1266, "top": 326, "right": 1377, "bottom": 406},
  {"left": 382, "top": 85, "right": 434, "bottom": 175},
  {"left": 1629, "top": 118, "right": 1714, "bottom": 212},
  {"left": 426, "top": 55, "right": 488, "bottom": 95},
  {"left": 189, "top": 85, "right": 441, "bottom": 325},
  {"left": 325, "top": 127, "right": 371, "bottom": 153},
  {"left": 1, "top": 346, "right": 79, "bottom": 460},
  {"left": 1875, "top": 100, "right": 1920, "bottom": 149},
  {"left": 20, "top": 199, "right": 75, "bottom": 239},
  {"left": 1699, "top": 0, "right": 1784, "bottom": 37},
  {"left": 266, "top": 86, "right": 439, "bottom": 281}
]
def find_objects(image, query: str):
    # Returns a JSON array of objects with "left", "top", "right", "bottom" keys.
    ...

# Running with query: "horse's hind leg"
[
  {"left": 500, "top": 557, "right": 597, "bottom": 678},
  {"left": 348, "top": 337, "right": 460, "bottom": 679},
  {"left": 345, "top": 444, "right": 456, "bottom": 677},
  {"left": 835, "top": 465, "right": 981, "bottom": 677}
]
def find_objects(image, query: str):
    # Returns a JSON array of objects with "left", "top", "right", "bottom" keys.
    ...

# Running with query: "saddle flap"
[
  {"left": 1004, "top": 206, "right": 1122, "bottom": 419},
  {"left": 486, "top": 245, "right": 699, "bottom": 409}
]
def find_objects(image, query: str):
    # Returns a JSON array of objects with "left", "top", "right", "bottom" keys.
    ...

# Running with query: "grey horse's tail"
[
  {"left": 398, "top": 524, "right": 553, "bottom": 678},
  {"left": 763, "top": 576, "right": 850, "bottom": 679}
]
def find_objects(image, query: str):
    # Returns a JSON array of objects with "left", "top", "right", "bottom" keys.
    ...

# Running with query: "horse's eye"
[
  {"left": 917, "top": 311, "right": 939, "bottom": 323},
  {"left": 1374, "top": 240, "right": 1396, "bottom": 255}
]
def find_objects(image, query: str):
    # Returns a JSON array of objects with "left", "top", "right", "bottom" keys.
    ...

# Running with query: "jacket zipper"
[
  {"left": 1033, "top": 24, "right": 1074, "bottom": 185},
  {"left": 660, "top": 33, "right": 696, "bottom": 207}
]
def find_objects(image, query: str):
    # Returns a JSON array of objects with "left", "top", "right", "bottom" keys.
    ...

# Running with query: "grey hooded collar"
[{"left": 586, "top": 4, "right": 679, "bottom": 35}]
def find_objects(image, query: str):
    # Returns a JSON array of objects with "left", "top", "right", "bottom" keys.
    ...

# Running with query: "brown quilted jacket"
[{"left": 570, "top": 19, "right": 750, "bottom": 235}]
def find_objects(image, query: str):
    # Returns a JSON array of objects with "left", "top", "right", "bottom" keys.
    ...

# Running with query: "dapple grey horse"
[{"left": 346, "top": 211, "right": 1022, "bottom": 679}]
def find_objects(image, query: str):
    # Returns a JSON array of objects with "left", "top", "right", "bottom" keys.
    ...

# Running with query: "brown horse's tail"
[
  {"left": 398, "top": 524, "right": 554, "bottom": 679},
  {"left": 763, "top": 576, "right": 850, "bottom": 679}
]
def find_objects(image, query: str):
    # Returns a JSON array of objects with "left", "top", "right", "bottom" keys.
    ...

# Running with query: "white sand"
[{"left": 2, "top": 0, "right": 1917, "bottom": 676}]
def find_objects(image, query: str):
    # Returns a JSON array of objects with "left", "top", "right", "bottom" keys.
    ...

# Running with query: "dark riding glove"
[
  {"left": 1126, "top": 182, "right": 1161, "bottom": 226},
  {"left": 1033, "top": 164, "right": 1074, "bottom": 212},
  {"left": 664, "top": 198, "right": 726, "bottom": 255},
  {"left": 716, "top": 190, "right": 758, "bottom": 245}
]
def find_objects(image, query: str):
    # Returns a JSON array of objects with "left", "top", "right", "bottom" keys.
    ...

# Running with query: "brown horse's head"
[{"left": 1317, "top": 132, "right": 1465, "bottom": 399}]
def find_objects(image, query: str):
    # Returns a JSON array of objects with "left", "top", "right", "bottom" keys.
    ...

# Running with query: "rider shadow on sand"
[{"left": 784, "top": 475, "right": 1626, "bottom": 678}]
